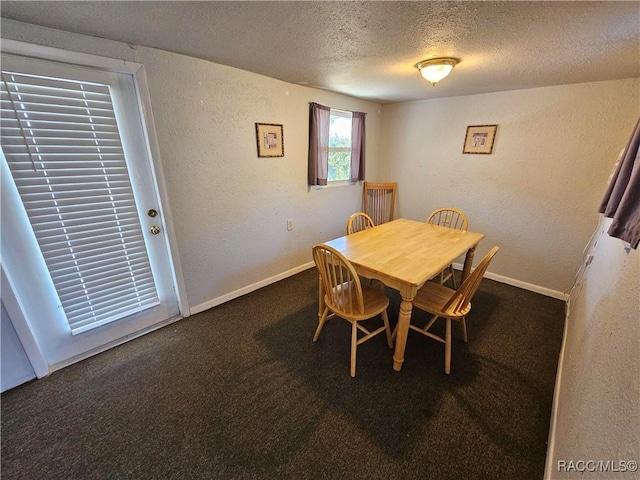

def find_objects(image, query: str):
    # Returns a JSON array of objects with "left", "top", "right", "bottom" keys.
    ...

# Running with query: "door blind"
[{"left": 1, "top": 69, "right": 160, "bottom": 334}]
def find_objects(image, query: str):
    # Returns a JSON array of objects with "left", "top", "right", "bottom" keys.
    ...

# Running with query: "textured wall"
[
  {"left": 122, "top": 48, "right": 383, "bottom": 311},
  {"left": 0, "top": 19, "right": 384, "bottom": 314},
  {"left": 380, "top": 80, "right": 639, "bottom": 293},
  {"left": 547, "top": 218, "right": 639, "bottom": 479},
  {"left": 4, "top": 19, "right": 636, "bottom": 312}
]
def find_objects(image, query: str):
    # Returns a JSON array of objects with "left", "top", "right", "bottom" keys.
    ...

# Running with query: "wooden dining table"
[{"left": 321, "top": 218, "right": 485, "bottom": 371}]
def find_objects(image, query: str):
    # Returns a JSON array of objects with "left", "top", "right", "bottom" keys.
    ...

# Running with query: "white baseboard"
[
  {"left": 484, "top": 272, "right": 568, "bottom": 300},
  {"left": 190, "top": 262, "right": 316, "bottom": 315},
  {"left": 191, "top": 260, "right": 566, "bottom": 319},
  {"left": 543, "top": 305, "right": 570, "bottom": 479},
  {"left": 453, "top": 262, "right": 568, "bottom": 301}
]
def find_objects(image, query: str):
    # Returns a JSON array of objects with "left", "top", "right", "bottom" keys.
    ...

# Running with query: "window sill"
[{"left": 311, "top": 180, "right": 360, "bottom": 190}]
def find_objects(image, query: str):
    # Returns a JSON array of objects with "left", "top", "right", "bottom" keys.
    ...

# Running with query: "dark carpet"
[{"left": 1, "top": 268, "right": 565, "bottom": 480}]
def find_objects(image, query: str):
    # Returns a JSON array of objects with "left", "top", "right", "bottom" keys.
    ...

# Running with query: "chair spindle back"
[
  {"left": 363, "top": 182, "right": 397, "bottom": 225},
  {"left": 313, "top": 244, "right": 365, "bottom": 316},
  {"left": 444, "top": 246, "right": 499, "bottom": 314},
  {"left": 347, "top": 212, "right": 375, "bottom": 234},
  {"left": 426, "top": 207, "right": 469, "bottom": 231}
]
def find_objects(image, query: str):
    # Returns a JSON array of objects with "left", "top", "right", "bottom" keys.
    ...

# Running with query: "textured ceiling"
[{"left": 1, "top": 1, "right": 639, "bottom": 104}]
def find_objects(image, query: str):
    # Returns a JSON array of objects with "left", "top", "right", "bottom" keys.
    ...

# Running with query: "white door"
[{"left": 1, "top": 52, "right": 180, "bottom": 367}]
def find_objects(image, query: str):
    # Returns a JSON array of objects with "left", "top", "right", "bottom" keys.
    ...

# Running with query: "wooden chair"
[
  {"left": 426, "top": 207, "right": 468, "bottom": 231},
  {"left": 346, "top": 212, "right": 375, "bottom": 235},
  {"left": 363, "top": 182, "right": 397, "bottom": 225},
  {"left": 426, "top": 207, "right": 469, "bottom": 288},
  {"left": 399, "top": 246, "right": 499, "bottom": 374},
  {"left": 312, "top": 244, "right": 393, "bottom": 377}
]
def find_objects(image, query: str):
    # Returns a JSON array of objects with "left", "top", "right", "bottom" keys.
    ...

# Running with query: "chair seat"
[
  {"left": 325, "top": 282, "right": 389, "bottom": 321},
  {"left": 413, "top": 282, "right": 471, "bottom": 319}
]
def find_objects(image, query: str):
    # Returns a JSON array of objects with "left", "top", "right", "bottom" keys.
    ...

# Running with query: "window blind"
[{"left": 1, "top": 70, "right": 160, "bottom": 334}]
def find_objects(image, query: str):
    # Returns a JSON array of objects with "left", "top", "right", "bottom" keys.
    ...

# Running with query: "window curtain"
[
  {"left": 598, "top": 117, "right": 640, "bottom": 249},
  {"left": 308, "top": 102, "right": 330, "bottom": 186},
  {"left": 350, "top": 111, "right": 366, "bottom": 183}
]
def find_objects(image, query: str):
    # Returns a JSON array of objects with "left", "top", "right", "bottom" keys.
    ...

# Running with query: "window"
[
  {"left": 328, "top": 109, "right": 352, "bottom": 182},
  {"left": 308, "top": 102, "right": 365, "bottom": 186}
]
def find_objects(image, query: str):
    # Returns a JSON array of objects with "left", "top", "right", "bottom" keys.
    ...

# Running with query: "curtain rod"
[{"left": 308, "top": 102, "right": 367, "bottom": 114}]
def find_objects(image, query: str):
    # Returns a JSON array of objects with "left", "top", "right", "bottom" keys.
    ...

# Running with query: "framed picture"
[
  {"left": 255, "top": 123, "right": 284, "bottom": 157},
  {"left": 463, "top": 125, "right": 498, "bottom": 154}
]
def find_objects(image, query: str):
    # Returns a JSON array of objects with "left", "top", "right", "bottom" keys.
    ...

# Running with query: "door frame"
[
  {"left": 1, "top": 265, "right": 48, "bottom": 378},
  {"left": 0, "top": 39, "right": 189, "bottom": 373}
]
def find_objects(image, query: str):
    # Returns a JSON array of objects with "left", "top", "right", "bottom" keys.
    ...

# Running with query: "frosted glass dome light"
[{"left": 416, "top": 58, "right": 459, "bottom": 86}]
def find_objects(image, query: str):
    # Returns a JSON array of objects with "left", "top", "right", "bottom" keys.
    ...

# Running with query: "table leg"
[
  {"left": 461, "top": 244, "right": 478, "bottom": 282},
  {"left": 393, "top": 292, "right": 415, "bottom": 371}
]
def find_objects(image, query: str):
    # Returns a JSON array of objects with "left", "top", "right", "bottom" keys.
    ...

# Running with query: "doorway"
[{"left": 1, "top": 46, "right": 185, "bottom": 371}]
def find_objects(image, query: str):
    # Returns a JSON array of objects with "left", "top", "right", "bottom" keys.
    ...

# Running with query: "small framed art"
[
  {"left": 255, "top": 123, "right": 284, "bottom": 157},
  {"left": 463, "top": 125, "right": 498, "bottom": 154}
]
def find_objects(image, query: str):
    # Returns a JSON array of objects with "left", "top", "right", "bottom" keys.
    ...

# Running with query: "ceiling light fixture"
[{"left": 416, "top": 57, "right": 459, "bottom": 86}]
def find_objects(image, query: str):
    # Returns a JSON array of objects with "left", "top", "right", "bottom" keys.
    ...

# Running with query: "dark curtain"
[
  {"left": 308, "top": 102, "right": 330, "bottom": 186},
  {"left": 598, "top": 117, "right": 640, "bottom": 248},
  {"left": 350, "top": 111, "right": 366, "bottom": 183}
]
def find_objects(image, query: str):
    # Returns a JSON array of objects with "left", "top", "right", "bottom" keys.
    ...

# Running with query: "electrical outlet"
[{"left": 287, "top": 219, "right": 293, "bottom": 231}]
